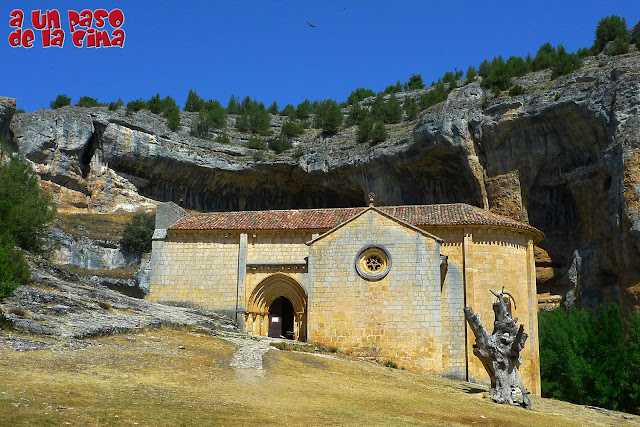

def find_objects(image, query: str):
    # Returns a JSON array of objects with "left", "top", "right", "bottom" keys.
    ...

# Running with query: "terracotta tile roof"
[{"left": 169, "top": 203, "right": 543, "bottom": 240}]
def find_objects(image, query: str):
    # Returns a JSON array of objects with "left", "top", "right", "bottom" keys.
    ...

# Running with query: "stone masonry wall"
[
  {"left": 430, "top": 229, "right": 467, "bottom": 380},
  {"left": 466, "top": 228, "right": 540, "bottom": 394},
  {"left": 422, "top": 225, "right": 541, "bottom": 394},
  {"left": 149, "top": 230, "right": 240, "bottom": 316},
  {"left": 246, "top": 230, "right": 314, "bottom": 264},
  {"left": 308, "top": 210, "right": 443, "bottom": 373}
]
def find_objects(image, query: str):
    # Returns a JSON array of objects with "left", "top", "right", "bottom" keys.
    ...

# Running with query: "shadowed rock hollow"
[{"left": 3, "top": 51, "right": 640, "bottom": 313}]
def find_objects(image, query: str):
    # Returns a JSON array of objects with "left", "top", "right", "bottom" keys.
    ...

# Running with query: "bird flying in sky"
[{"left": 306, "top": 21, "right": 316, "bottom": 28}]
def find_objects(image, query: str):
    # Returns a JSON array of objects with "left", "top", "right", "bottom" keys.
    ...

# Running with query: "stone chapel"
[{"left": 148, "top": 198, "right": 543, "bottom": 394}]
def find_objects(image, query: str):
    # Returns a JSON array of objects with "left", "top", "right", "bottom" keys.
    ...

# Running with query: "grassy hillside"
[{"left": 0, "top": 327, "right": 636, "bottom": 426}]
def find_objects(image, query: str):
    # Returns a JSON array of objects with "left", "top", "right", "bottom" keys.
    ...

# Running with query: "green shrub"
[
  {"left": 0, "top": 158, "right": 56, "bottom": 300},
  {"left": 466, "top": 65, "right": 477, "bottom": 82},
  {"left": 369, "top": 93, "right": 385, "bottom": 122},
  {"left": 356, "top": 118, "right": 372, "bottom": 143},
  {"left": 267, "top": 102, "right": 279, "bottom": 114},
  {"left": 246, "top": 136, "right": 266, "bottom": 150},
  {"left": 481, "top": 56, "right": 512, "bottom": 91},
  {"left": 345, "top": 88, "right": 375, "bottom": 106},
  {"left": 120, "top": 213, "right": 155, "bottom": 255},
  {"left": 345, "top": 102, "right": 367, "bottom": 127},
  {"left": 0, "top": 236, "right": 30, "bottom": 301},
  {"left": 404, "top": 73, "right": 425, "bottom": 91},
  {"left": 313, "top": 99, "right": 343, "bottom": 136},
  {"left": 551, "top": 45, "right": 582, "bottom": 78},
  {"left": 249, "top": 103, "right": 271, "bottom": 134},
  {"left": 539, "top": 304, "right": 640, "bottom": 414},
  {"left": 76, "top": 96, "right": 101, "bottom": 108},
  {"left": 404, "top": 97, "right": 419, "bottom": 120},
  {"left": 296, "top": 99, "right": 312, "bottom": 119},
  {"left": 383, "top": 359, "right": 398, "bottom": 369},
  {"left": 508, "top": 85, "right": 525, "bottom": 96},
  {"left": 280, "top": 104, "right": 296, "bottom": 118},
  {"left": 442, "top": 71, "right": 458, "bottom": 90},
  {"left": 184, "top": 89, "right": 205, "bottom": 112},
  {"left": 204, "top": 100, "right": 226, "bottom": 129},
  {"left": 216, "top": 132, "right": 230, "bottom": 144},
  {"left": 532, "top": 43, "right": 557, "bottom": 71},
  {"left": 506, "top": 56, "right": 530, "bottom": 77},
  {"left": 236, "top": 113, "right": 250, "bottom": 132},
  {"left": 226, "top": 94, "right": 239, "bottom": 114},
  {"left": 370, "top": 121, "right": 387, "bottom": 144},
  {"left": 420, "top": 81, "right": 448, "bottom": 109},
  {"left": 636, "top": 36, "right": 640, "bottom": 51},
  {"left": 478, "top": 59, "right": 492, "bottom": 78},
  {"left": 166, "top": 107, "right": 181, "bottom": 131},
  {"left": 126, "top": 99, "right": 147, "bottom": 116},
  {"left": 0, "top": 157, "right": 56, "bottom": 254},
  {"left": 554, "top": 93, "right": 561, "bottom": 101},
  {"left": 108, "top": 99, "right": 124, "bottom": 111},
  {"left": 191, "top": 110, "right": 209, "bottom": 137},
  {"left": 383, "top": 94, "right": 402, "bottom": 124},
  {"left": 607, "top": 34, "right": 630, "bottom": 56},
  {"left": 594, "top": 15, "right": 629, "bottom": 53},
  {"left": 50, "top": 94, "right": 71, "bottom": 109},
  {"left": 269, "top": 137, "right": 292, "bottom": 154},
  {"left": 281, "top": 121, "right": 304, "bottom": 137},
  {"left": 147, "top": 93, "right": 164, "bottom": 114},
  {"left": 384, "top": 81, "right": 403, "bottom": 94}
]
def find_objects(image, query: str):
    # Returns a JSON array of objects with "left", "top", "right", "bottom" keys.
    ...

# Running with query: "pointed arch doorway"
[{"left": 245, "top": 273, "right": 307, "bottom": 341}]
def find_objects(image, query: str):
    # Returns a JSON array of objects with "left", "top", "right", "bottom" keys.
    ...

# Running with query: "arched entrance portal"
[
  {"left": 268, "top": 296, "right": 294, "bottom": 339},
  {"left": 245, "top": 274, "right": 307, "bottom": 341}
]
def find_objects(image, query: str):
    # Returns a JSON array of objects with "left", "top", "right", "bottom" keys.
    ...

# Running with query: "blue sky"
[{"left": 2, "top": 1, "right": 638, "bottom": 112}]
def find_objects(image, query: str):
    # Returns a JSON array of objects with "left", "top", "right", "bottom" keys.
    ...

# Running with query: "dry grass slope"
[{"left": 0, "top": 328, "right": 637, "bottom": 426}]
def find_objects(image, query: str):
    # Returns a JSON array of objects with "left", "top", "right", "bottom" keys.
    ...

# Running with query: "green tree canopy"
[
  {"left": 383, "top": 94, "right": 402, "bottom": 124},
  {"left": 204, "top": 100, "right": 227, "bottom": 129},
  {"left": 314, "top": 99, "right": 343, "bottom": 135},
  {"left": 267, "top": 102, "right": 279, "bottom": 114},
  {"left": 76, "top": 96, "right": 102, "bottom": 108},
  {"left": 227, "top": 94, "right": 239, "bottom": 114},
  {"left": 404, "top": 74, "right": 425, "bottom": 91},
  {"left": 296, "top": 99, "right": 312, "bottom": 119},
  {"left": 346, "top": 88, "right": 375, "bottom": 106},
  {"left": 120, "top": 213, "right": 155, "bottom": 256},
  {"left": 126, "top": 99, "right": 147, "bottom": 115},
  {"left": 0, "top": 157, "right": 56, "bottom": 300},
  {"left": 0, "top": 157, "right": 56, "bottom": 253},
  {"left": 384, "top": 81, "right": 403, "bottom": 95},
  {"left": 539, "top": 304, "right": 640, "bottom": 414},
  {"left": 466, "top": 65, "right": 478, "bottom": 82},
  {"left": 370, "top": 121, "right": 387, "bottom": 144},
  {"left": 166, "top": 107, "right": 181, "bottom": 131},
  {"left": 281, "top": 121, "right": 304, "bottom": 137},
  {"left": 594, "top": 15, "right": 629, "bottom": 53},
  {"left": 280, "top": 104, "right": 296, "bottom": 118},
  {"left": 532, "top": 43, "right": 557, "bottom": 71},
  {"left": 50, "top": 94, "right": 71, "bottom": 109},
  {"left": 184, "top": 89, "right": 206, "bottom": 112},
  {"left": 404, "top": 97, "right": 419, "bottom": 120}
]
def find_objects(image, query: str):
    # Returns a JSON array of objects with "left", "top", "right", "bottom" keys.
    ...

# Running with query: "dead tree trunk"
[{"left": 464, "top": 288, "right": 532, "bottom": 409}]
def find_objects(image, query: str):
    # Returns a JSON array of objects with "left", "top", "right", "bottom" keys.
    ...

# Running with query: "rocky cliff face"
[{"left": 3, "top": 52, "right": 640, "bottom": 312}]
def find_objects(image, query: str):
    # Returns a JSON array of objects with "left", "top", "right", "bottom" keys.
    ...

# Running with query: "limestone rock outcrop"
[{"left": 3, "top": 51, "right": 640, "bottom": 312}]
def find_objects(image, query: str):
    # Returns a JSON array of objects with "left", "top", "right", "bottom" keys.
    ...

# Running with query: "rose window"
[{"left": 356, "top": 247, "right": 390, "bottom": 280}]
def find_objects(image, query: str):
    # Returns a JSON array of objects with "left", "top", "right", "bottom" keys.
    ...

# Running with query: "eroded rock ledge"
[{"left": 3, "top": 52, "right": 640, "bottom": 312}]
